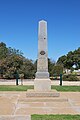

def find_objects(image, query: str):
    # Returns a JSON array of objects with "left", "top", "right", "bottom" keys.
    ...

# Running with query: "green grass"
[
  {"left": 51, "top": 85, "right": 80, "bottom": 92},
  {"left": 31, "top": 114, "right": 80, "bottom": 120},
  {"left": 0, "top": 85, "right": 33, "bottom": 91},
  {"left": 0, "top": 85, "right": 80, "bottom": 91}
]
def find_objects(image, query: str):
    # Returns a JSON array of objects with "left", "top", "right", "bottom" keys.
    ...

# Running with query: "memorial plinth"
[{"left": 34, "top": 79, "right": 51, "bottom": 91}]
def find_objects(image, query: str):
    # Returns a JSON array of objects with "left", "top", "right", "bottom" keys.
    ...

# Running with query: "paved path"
[
  {"left": 0, "top": 79, "right": 80, "bottom": 86},
  {"left": 0, "top": 91, "right": 80, "bottom": 119}
]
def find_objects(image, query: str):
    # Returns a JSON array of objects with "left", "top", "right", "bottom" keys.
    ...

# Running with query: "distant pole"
[{"left": 60, "top": 74, "right": 62, "bottom": 86}]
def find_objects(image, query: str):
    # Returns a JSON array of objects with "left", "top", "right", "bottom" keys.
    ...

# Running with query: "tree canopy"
[
  {"left": 0, "top": 42, "right": 80, "bottom": 79},
  {"left": 0, "top": 42, "right": 35, "bottom": 79},
  {"left": 57, "top": 47, "right": 80, "bottom": 69}
]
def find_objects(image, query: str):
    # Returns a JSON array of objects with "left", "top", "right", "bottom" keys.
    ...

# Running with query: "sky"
[{"left": 0, "top": 0, "right": 80, "bottom": 61}]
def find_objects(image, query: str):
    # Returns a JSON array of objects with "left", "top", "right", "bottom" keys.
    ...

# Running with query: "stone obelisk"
[
  {"left": 26, "top": 20, "right": 59, "bottom": 97},
  {"left": 35, "top": 20, "right": 51, "bottom": 91}
]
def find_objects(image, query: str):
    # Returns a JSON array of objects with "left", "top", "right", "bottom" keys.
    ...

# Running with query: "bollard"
[
  {"left": 16, "top": 77, "right": 18, "bottom": 86},
  {"left": 14, "top": 70, "right": 19, "bottom": 86},
  {"left": 60, "top": 74, "right": 62, "bottom": 86},
  {"left": 16, "top": 71, "right": 19, "bottom": 86}
]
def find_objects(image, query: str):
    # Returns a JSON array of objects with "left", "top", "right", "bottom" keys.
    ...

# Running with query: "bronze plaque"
[{"left": 40, "top": 51, "right": 45, "bottom": 55}]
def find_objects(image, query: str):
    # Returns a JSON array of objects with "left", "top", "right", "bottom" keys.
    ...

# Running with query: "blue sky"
[{"left": 0, "top": 0, "right": 80, "bottom": 61}]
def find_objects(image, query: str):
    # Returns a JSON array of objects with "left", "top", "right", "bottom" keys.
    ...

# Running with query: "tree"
[
  {"left": 57, "top": 55, "right": 66, "bottom": 67},
  {"left": 8, "top": 47, "right": 23, "bottom": 56},
  {"left": 57, "top": 48, "right": 80, "bottom": 69},
  {"left": 48, "top": 58, "right": 55, "bottom": 76},
  {"left": 0, "top": 42, "right": 8, "bottom": 59},
  {"left": 0, "top": 42, "right": 24, "bottom": 78},
  {"left": 21, "top": 59, "right": 36, "bottom": 79},
  {"left": 52, "top": 64, "right": 63, "bottom": 76}
]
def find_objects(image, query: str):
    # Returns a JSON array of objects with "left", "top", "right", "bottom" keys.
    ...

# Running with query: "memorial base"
[
  {"left": 26, "top": 79, "right": 60, "bottom": 97},
  {"left": 34, "top": 79, "right": 51, "bottom": 91},
  {"left": 26, "top": 89, "right": 60, "bottom": 97}
]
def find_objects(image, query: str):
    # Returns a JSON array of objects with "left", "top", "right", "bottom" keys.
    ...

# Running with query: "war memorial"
[
  {"left": 0, "top": 20, "right": 80, "bottom": 120},
  {"left": 26, "top": 20, "right": 59, "bottom": 97}
]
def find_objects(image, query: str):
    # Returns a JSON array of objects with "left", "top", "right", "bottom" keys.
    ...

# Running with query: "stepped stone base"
[
  {"left": 20, "top": 97, "right": 68, "bottom": 102},
  {"left": 26, "top": 89, "right": 60, "bottom": 97},
  {"left": 0, "top": 115, "right": 31, "bottom": 120}
]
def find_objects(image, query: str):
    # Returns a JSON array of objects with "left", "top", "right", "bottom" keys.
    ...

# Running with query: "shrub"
[{"left": 63, "top": 74, "right": 80, "bottom": 81}]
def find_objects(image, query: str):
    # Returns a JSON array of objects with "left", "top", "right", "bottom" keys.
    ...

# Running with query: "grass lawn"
[
  {"left": 0, "top": 85, "right": 34, "bottom": 91},
  {"left": 0, "top": 85, "right": 80, "bottom": 91},
  {"left": 31, "top": 114, "right": 80, "bottom": 120},
  {"left": 51, "top": 85, "right": 80, "bottom": 92}
]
